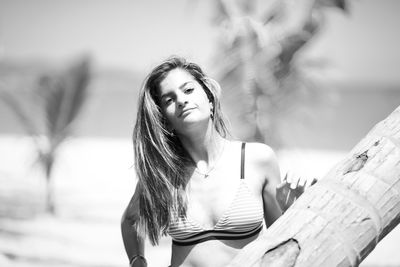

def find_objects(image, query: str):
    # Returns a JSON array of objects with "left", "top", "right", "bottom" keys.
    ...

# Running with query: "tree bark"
[{"left": 228, "top": 105, "right": 400, "bottom": 267}]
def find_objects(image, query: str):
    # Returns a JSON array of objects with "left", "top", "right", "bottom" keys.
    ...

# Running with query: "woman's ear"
[{"left": 209, "top": 102, "right": 214, "bottom": 119}]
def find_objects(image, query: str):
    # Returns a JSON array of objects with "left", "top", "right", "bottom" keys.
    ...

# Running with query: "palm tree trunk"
[
  {"left": 228, "top": 105, "right": 400, "bottom": 267},
  {"left": 45, "top": 178, "right": 55, "bottom": 214},
  {"left": 44, "top": 153, "right": 55, "bottom": 214}
]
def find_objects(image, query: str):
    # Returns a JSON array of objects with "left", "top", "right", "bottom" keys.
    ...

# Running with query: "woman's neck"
[{"left": 177, "top": 122, "right": 226, "bottom": 169}]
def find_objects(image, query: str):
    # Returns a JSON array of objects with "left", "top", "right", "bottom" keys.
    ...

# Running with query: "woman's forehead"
[{"left": 159, "top": 69, "right": 196, "bottom": 92}]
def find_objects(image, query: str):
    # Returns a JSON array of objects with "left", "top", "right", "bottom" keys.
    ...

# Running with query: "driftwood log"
[{"left": 228, "top": 105, "right": 400, "bottom": 267}]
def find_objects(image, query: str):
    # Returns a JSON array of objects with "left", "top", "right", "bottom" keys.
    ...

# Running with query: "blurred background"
[{"left": 0, "top": 0, "right": 399, "bottom": 266}]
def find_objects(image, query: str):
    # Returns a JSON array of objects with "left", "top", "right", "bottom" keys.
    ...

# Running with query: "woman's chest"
[{"left": 185, "top": 168, "right": 263, "bottom": 229}]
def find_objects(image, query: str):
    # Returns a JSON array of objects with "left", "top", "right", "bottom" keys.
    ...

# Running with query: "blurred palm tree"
[
  {"left": 0, "top": 56, "right": 91, "bottom": 214},
  {"left": 211, "top": 0, "right": 347, "bottom": 148}
]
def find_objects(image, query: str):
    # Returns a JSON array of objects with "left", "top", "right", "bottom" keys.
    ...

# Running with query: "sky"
[
  {"left": 0, "top": 0, "right": 216, "bottom": 71},
  {"left": 0, "top": 0, "right": 399, "bottom": 84}
]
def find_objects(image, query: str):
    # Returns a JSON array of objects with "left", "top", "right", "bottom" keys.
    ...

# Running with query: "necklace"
[
  {"left": 194, "top": 165, "right": 216, "bottom": 178},
  {"left": 194, "top": 140, "right": 226, "bottom": 178}
]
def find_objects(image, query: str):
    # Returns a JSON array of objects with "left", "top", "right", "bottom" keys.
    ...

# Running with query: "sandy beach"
[{"left": 0, "top": 136, "right": 399, "bottom": 267}]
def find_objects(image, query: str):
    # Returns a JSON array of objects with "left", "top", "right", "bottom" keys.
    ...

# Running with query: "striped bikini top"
[{"left": 167, "top": 142, "right": 264, "bottom": 246}]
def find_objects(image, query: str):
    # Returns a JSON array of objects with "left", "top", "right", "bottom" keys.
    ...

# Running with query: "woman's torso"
[{"left": 168, "top": 141, "right": 267, "bottom": 267}]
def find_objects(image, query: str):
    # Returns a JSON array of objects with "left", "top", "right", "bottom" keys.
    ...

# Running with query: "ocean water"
[{"left": 1, "top": 76, "right": 399, "bottom": 151}]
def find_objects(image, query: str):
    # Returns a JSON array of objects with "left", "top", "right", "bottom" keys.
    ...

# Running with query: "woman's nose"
[{"left": 176, "top": 92, "right": 188, "bottom": 108}]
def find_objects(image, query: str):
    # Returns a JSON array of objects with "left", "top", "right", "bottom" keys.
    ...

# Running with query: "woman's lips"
[{"left": 179, "top": 108, "right": 195, "bottom": 117}]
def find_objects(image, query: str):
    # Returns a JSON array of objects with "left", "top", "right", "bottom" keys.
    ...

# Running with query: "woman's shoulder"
[
  {"left": 225, "top": 140, "right": 278, "bottom": 167},
  {"left": 241, "top": 141, "right": 280, "bottom": 183},
  {"left": 244, "top": 141, "right": 277, "bottom": 163}
]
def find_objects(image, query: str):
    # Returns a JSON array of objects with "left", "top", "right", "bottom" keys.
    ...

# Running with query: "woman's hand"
[{"left": 276, "top": 172, "right": 317, "bottom": 212}]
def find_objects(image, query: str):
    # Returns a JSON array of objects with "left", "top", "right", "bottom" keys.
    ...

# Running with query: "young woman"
[{"left": 121, "top": 57, "right": 310, "bottom": 267}]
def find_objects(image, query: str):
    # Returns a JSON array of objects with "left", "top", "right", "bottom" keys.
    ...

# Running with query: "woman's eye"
[
  {"left": 164, "top": 98, "right": 173, "bottom": 105},
  {"left": 184, "top": 88, "right": 194, "bottom": 94}
]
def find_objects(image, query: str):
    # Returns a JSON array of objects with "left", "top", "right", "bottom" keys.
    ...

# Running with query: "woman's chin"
[
  {"left": 176, "top": 116, "right": 212, "bottom": 133},
  {"left": 181, "top": 113, "right": 209, "bottom": 124}
]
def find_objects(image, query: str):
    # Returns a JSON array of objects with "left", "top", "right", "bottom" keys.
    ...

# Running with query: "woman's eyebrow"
[
  {"left": 179, "top": 81, "right": 193, "bottom": 89},
  {"left": 160, "top": 81, "right": 194, "bottom": 99},
  {"left": 160, "top": 91, "right": 173, "bottom": 100}
]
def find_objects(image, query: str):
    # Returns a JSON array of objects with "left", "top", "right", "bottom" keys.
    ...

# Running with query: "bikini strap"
[{"left": 240, "top": 142, "right": 246, "bottom": 179}]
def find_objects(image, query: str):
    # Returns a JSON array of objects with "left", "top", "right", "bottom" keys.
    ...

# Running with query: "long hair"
[{"left": 132, "top": 56, "right": 229, "bottom": 245}]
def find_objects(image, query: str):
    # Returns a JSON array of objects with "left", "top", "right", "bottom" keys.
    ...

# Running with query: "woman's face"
[{"left": 157, "top": 68, "right": 212, "bottom": 134}]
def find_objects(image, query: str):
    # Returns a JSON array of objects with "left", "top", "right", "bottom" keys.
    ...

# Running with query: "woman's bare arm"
[
  {"left": 121, "top": 182, "right": 147, "bottom": 266},
  {"left": 247, "top": 142, "right": 283, "bottom": 227},
  {"left": 259, "top": 145, "right": 283, "bottom": 227}
]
